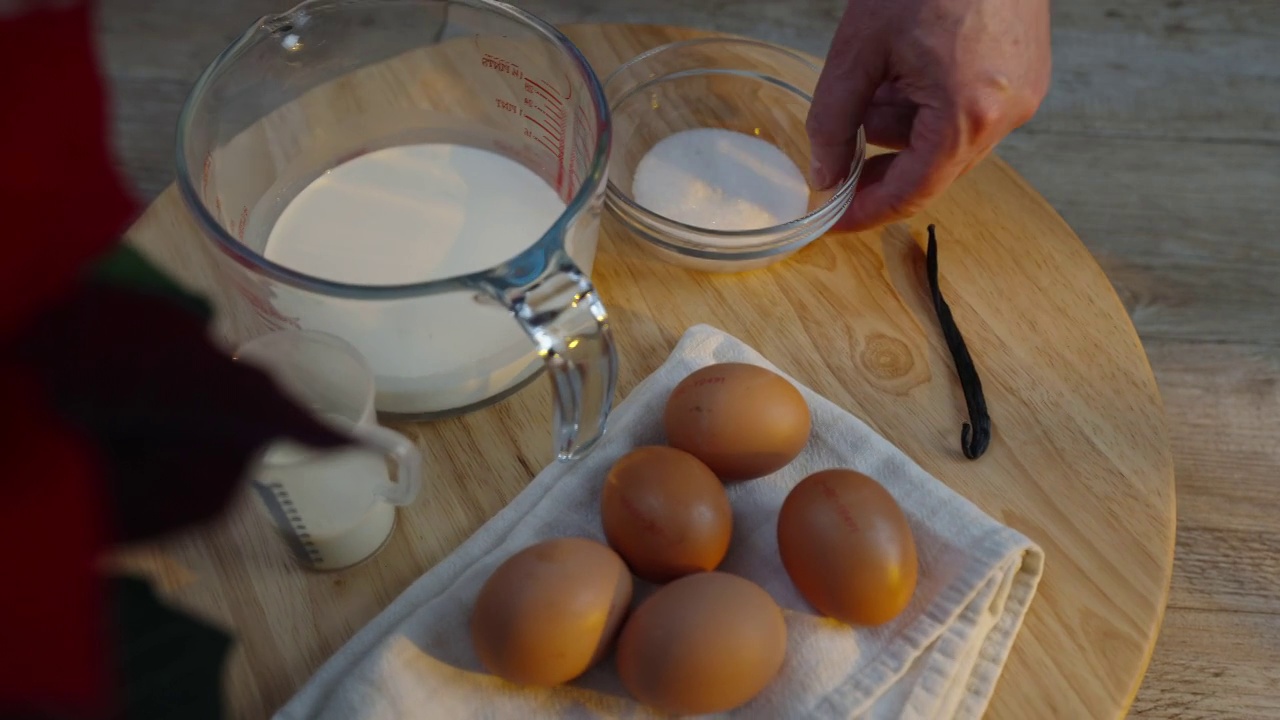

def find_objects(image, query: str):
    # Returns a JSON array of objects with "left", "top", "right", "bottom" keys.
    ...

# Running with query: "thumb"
[
  {"left": 806, "top": 12, "right": 884, "bottom": 190},
  {"left": 840, "top": 107, "right": 965, "bottom": 231}
]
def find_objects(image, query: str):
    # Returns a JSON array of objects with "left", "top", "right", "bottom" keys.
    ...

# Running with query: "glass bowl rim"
[{"left": 602, "top": 36, "right": 865, "bottom": 255}]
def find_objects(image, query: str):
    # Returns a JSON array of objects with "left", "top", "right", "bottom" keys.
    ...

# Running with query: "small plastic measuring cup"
[
  {"left": 235, "top": 329, "right": 423, "bottom": 571},
  {"left": 177, "top": 0, "right": 617, "bottom": 460}
]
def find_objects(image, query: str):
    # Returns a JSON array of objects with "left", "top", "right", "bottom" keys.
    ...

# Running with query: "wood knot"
[{"left": 861, "top": 334, "right": 914, "bottom": 380}]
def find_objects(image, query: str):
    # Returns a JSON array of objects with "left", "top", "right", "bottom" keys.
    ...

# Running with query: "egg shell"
[
  {"left": 615, "top": 571, "right": 788, "bottom": 715},
  {"left": 469, "top": 537, "right": 633, "bottom": 686},
  {"left": 600, "top": 446, "right": 733, "bottom": 583},
  {"left": 776, "top": 469, "right": 919, "bottom": 626},
  {"left": 663, "top": 363, "right": 812, "bottom": 482}
]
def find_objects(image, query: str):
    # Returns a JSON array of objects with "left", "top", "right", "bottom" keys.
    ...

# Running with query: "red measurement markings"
[
  {"left": 480, "top": 53, "right": 522, "bottom": 78},
  {"left": 519, "top": 83, "right": 565, "bottom": 131},
  {"left": 571, "top": 105, "right": 592, "bottom": 188},
  {"left": 533, "top": 135, "right": 560, "bottom": 159},
  {"left": 215, "top": 195, "right": 223, "bottom": 218},
  {"left": 524, "top": 78, "right": 564, "bottom": 111},
  {"left": 201, "top": 154, "right": 212, "bottom": 198},
  {"left": 233, "top": 274, "right": 295, "bottom": 328},
  {"left": 568, "top": 132, "right": 579, "bottom": 192},
  {"left": 529, "top": 107, "right": 566, "bottom": 146},
  {"left": 537, "top": 108, "right": 565, "bottom": 130},
  {"left": 534, "top": 98, "right": 565, "bottom": 123},
  {"left": 527, "top": 86, "right": 567, "bottom": 143},
  {"left": 476, "top": 64, "right": 570, "bottom": 192},
  {"left": 237, "top": 207, "right": 249, "bottom": 240},
  {"left": 524, "top": 112, "right": 558, "bottom": 140}
]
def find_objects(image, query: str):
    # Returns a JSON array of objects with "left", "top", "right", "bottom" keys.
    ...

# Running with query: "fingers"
[
  {"left": 838, "top": 108, "right": 967, "bottom": 232},
  {"left": 809, "top": 0, "right": 1052, "bottom": 231},
  {"left": 861, "top": 103, "right": 916, "bottom": 150},
  {"left": 838, "top": 91, "right": 1029, "bottom": 232},
  {"left": 832, "top": 152, "right": 892, "bottom": 231},
  {"left": 805, "top": 13, "right": 885, "bottom": 190}
]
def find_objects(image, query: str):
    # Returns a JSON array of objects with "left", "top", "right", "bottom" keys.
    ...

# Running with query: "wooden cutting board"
[{"left": 120, "top": 23, "right": 1175, "bottom": 719}]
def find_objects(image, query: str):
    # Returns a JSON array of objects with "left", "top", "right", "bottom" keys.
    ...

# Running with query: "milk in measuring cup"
[{"left": 256, "top": 141, "right": 567, "bottom": 413}]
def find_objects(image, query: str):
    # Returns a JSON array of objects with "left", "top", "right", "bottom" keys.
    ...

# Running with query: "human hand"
[{"left": 807, "top": 0, "right": 1051, "bottom": 231}]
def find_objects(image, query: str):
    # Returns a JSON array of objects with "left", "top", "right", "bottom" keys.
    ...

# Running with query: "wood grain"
[
  {"left": 1033, "top": 0, "right": 1280, "bottom": 143},
  {"left": 1051, "top": 0, "right": 1280, "bottom": 38},
  {"left": 997, "top": 134, "right": 1280, "bottom": 348},
  {"left": 1128, "top": 341, "right": 1280, "bottom": 717},
  {"left": 94, "top": 0, "right": 1280, "bottom": 717},
  {"left": 1148, "top": 342, "right": 1280, "bottom": 608},
  {"left": 115, "top": 21, "right": 1174, "bottom": 720},
  {"left": 1131, "top": 608, "right": 1280, "bottom": 720},
  {"left": 998, "top": 115, "right": 1280, "bottom": 720},
  {"left": 997, "top": 134, "right": 1280, "bottom": 263},
  {"left": 96, "top": 0, "right": 1280, "bottom": 201}
]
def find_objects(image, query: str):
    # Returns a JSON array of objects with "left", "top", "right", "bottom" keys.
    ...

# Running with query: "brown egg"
[
  {"left": 470, "top": 537, "right": 633, "bottom": 686},
  {"left": 663, "top": 363, "right": 812, "bottom": 481},
  {"left": 600, "top": 446, "right": 733, "bottom": 583},
  {"left": 616, "top": 572, "right": 788, "bottom": 715},
  {"left": 777, "top": 469, "right": 918, "bottom": 625}
]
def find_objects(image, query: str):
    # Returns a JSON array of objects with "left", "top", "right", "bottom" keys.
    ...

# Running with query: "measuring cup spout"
[{"left": 500, "top": 261, "right": 618, "bottom": 460}]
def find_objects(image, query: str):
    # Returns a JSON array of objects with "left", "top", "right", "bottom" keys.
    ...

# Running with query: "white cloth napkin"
[{"left": 275, "top": 324, "right": 1044, "bottom": 720}]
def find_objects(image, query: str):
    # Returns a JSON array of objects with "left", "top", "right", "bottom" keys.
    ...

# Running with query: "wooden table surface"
[
  {"left": 97, "top": 1, "right": 1280, "bottom": 718},
  {"left": 118, "top": 20, "right": 1174, "bottom": 719}
]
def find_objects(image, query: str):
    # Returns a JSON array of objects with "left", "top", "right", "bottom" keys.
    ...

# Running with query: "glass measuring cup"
[
  {"left": 176, "top": 0, "right": 617, "bottom": 460},
  {"left": 236, "top": 329, "right": 423, "bottom": 571}
]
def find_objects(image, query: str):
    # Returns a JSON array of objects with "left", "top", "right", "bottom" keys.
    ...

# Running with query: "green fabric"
[
  {"left": 110, "top": 575, "right": 232, "bottom": 720},
  {"left": 12, "top": 243, "right": 351, "bottom": 716},
  {"left": 89, "top": 245, "right": 212, "bottom": 321}
]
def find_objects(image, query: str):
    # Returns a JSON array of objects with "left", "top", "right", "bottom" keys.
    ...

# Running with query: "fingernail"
[{"left": 809, "top": 159, "right": 833, "bottom": 190}]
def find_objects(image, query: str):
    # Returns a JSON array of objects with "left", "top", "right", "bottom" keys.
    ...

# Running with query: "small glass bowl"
[{"left": 603, "top": 37, "right": 864, "bottom": 273}]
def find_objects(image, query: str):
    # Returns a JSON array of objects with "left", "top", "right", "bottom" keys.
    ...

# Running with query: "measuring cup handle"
[
  {"left": 510, "top": 265, "right": 618, "bottom": 460},
  {"left": 347, "top": 424, "right": 423, "bottom": 506}
]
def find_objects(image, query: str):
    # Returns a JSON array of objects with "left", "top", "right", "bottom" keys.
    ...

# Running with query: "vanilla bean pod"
[{"left": 926, "top": 224, "right": 991, "bottom": 459}]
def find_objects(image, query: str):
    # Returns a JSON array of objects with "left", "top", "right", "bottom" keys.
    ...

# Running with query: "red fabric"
[
  {"left": 1, "top": 0, "right": 138, "bottom": 715},
  {"left": 0, "top": 0, "right": 139, "bottom": 339},
  {"left": 0, "top": 373, "right": 110, "bottom": 717}
]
